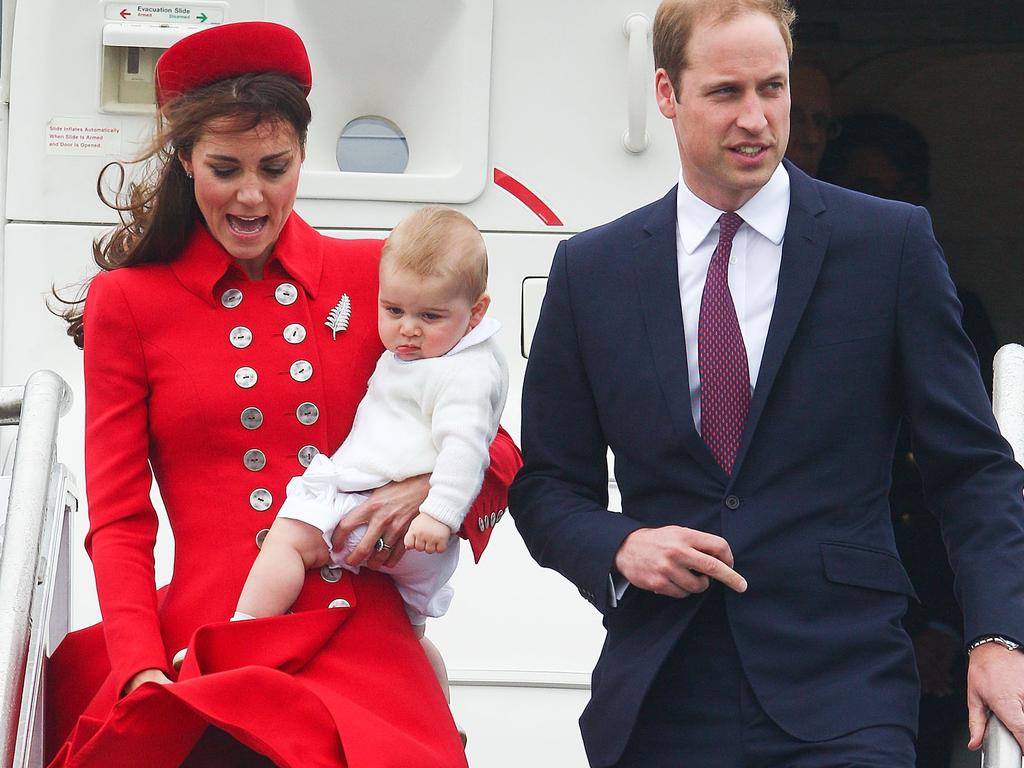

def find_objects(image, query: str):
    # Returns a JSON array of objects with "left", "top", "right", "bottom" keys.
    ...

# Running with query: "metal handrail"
[
  {"left": 0, "top": 371, "right": 72, "bottom": 767},
  {"left": 984, "top": 343, "right": 1024, "bottom": 767}
]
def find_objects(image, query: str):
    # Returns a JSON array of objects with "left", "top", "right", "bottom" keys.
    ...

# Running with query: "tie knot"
[{"left": 718, "top": 212, "right": 743, "bottom": 244}]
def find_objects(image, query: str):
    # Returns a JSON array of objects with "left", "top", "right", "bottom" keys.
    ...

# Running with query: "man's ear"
[
  {"left": 655, "top": 68, "right": 678, "bottom": 119},
  {"left": 468, "top": 293, "right": 491, "bottom": 329}
]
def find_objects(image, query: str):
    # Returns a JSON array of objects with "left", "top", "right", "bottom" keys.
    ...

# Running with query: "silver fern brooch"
[{"left": 325, "top": 294, "right": 352, "bottom": 340}]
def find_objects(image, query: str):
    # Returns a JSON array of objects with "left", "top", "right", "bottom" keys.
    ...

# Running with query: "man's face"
[
  {"left": 787, "top": 63, "right": 833, "bottom": 177},
  {"left": 656, "top": 11, "right": 790, "bottom": 211}
]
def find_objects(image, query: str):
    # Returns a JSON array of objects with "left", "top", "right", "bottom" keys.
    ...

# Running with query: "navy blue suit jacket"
[{"left": 509, "top": 162, "right": 1024, "bottom": 767}]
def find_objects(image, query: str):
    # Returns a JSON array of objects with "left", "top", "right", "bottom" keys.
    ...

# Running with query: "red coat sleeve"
[
  {"left": 459, "top": 425, "right": 522, "bottom": 561},
  {"left": 82, "top": 272, "right": 170, "bottom": 696}
]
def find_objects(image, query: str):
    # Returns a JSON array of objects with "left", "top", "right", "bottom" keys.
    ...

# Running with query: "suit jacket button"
[
  {"left": 221, "top": 288, "right": 243, "bottom": 308},
  {"left": 298, "top": 445, "right": 320, "bottom": 468},
  {"left": 255, "top": 528, "right": 270, "bottom": 549},
  {"left": 321, "top": 565, "right": 343, "bottom": 583},
  {"left": 283, "top": 323, "right": 307, "bottom": 344},
  {"left": 241, "top": 407, "right": 264, "bottom": 430},
  {"left": 328, "top": 598, "right": 350, "bottom": 609},
  {"left": 275, "top": 283, "right": 298, "bottom": 305},
  {"left": 229, "top": 326, "right": 253, "bottom": 348},
  {"left": 234, "top": 366, "right": 258, "bottom": 388},
  {"left": 290, "top": 360, "right": 313, "bottom": 382},
  {"left": 296, "top": 402, "right": 320, "bottom": 425},
  {"left": 724, "top": 495, "right": 741, "bottom": 510},
  {"left": 244, "top": 449, "right": 267, "bottom": 472},
  {"left": 249, "top": 488, "right": 273, "bottom": 511}
]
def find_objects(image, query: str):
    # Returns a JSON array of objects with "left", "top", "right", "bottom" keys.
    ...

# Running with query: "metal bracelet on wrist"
[{"left": 967, "top": 635, "right": 1022, "bottom": 655}]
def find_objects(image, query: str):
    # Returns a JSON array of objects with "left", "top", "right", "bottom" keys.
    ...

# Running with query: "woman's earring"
[{"left": 185, "top": 170, "right": 193, "bottom": 180}]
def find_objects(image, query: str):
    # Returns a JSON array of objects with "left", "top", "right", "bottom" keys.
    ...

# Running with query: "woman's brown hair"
[{"left": 55, "top": 72, "right": 311, "bottom": 348}]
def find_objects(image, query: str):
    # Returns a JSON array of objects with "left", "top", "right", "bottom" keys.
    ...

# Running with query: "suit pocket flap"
[{"left": 819, "top": 541, "right": 917, "bottom": 598}]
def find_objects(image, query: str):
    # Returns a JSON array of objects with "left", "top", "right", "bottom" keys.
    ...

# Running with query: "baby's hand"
[{"left": 404, "top": 513, "right": 452, "bottom": 554}]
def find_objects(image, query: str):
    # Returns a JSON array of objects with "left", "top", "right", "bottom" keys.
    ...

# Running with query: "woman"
[{"left": 48, "top": 21, "right": 521, "bottom": 767}]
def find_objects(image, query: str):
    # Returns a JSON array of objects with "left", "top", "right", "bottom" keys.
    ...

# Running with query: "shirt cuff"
[{"left": 608, "top": 572, "right": 630, "bottom": 607}]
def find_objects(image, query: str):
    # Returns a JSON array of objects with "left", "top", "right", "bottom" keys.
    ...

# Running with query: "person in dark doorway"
[
  {"left": 785, "top": 57, "right": 837, "bottom": 177},
  {"left": 822, "top": 111, "right": 1000, "bottom": 768},
  {"left": 510, "top": 2, "right": 1024, "bottom": 766}
]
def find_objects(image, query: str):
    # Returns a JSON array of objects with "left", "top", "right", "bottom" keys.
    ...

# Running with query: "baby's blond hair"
[{"left": 380, "top": 207, "right": 488, "bottom": 302}]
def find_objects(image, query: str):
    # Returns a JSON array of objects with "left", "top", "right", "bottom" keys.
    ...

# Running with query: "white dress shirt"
[
  {"left": 676, "top": 164, "right": 791, "bottom": 432},
  {"left": 611, "top": 165, "right": 792, "bottom": 605}
]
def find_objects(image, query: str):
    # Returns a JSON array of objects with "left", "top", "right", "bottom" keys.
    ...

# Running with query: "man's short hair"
[
  {"left": 381, "top": 206, "right": 488, "bottom": 302},
  {"left": 654, "top": 0, "right": 797, "bottom": 95}
]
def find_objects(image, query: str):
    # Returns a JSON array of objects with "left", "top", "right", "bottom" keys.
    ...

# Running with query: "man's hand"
[
  {"left": 613, "top": 526, "right": 747, "bottom": 598},
  {"left": 404, "top": 513, "right": 452, "bottom": 554},
  {"left": 334, "top": 474, "right": 431, "bottom": 568},
  {"left": 966, "top": 642, "right": 1024, "bottom": 750}
]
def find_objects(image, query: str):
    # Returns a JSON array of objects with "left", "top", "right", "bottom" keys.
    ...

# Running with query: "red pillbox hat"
[{"left": 155, "top": 21, "right": 312, "bottom": 107}]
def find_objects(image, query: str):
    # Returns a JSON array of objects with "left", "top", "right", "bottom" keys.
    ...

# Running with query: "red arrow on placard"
[{"left": 120, "top": 8, "right": 131, "bottom": 18}]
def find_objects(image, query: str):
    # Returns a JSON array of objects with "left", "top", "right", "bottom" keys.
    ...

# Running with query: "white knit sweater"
[{"left": 303, "top": 317, "right": 508, "bottom": 532}]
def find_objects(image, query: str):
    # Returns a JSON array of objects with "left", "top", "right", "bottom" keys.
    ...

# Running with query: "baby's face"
[{"left": 378, "top": 266, "right": 483, "bottom": 361}]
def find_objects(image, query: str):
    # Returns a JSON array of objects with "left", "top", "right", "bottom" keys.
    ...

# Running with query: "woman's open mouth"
[{"left": 227, "top": 214, "right": 268, "bottom": 236}]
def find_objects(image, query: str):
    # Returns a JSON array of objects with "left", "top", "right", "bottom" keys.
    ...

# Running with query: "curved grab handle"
[
  {"left": 982, "top": 715, "right": 1021, "bottom": 767},
  {"left": 987, "top": 350, "right": 1024, "bottom": 767},
  {"left": 993, "top": 343, "right": 1024, "bottom": 460},
  {"left": 623, "top": 13, "right": 651, "bottom": 154}
]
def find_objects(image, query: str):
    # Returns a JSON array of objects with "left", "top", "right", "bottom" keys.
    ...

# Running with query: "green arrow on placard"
[{"left": 197, "top": 12, "right": 208, "bottom": 22}]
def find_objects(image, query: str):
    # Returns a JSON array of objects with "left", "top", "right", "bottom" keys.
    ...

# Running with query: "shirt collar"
[
  {"left": 675, "top": 163, "right": 790, "bottom": 254},
  {"left": 170, "top": 211, "right": 324, "bottom": 306},
  {"left": 447, "top": 316, "right": 501, "bottom": 355}
]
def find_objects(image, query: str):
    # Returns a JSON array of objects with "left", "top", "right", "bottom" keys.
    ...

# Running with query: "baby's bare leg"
[
  {"left": 415, "top": 626, "right": 451, "bottom": 704},
  {"left": 237, "top": 518, "right": 331, "bottom": 618}
]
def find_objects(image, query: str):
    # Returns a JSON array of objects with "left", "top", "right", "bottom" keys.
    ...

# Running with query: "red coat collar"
[{"left": 170, "top": 212, "right": 324, "bottom": 306}]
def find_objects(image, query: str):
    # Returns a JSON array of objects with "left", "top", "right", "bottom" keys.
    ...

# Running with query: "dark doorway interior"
[{"left": 793, "top": 1, "right": 1024, "bottom": 348}]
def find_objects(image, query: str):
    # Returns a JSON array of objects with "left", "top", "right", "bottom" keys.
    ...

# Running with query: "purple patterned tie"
[{"left": 698, "top": 212, "right": 749, "bottom": 474}]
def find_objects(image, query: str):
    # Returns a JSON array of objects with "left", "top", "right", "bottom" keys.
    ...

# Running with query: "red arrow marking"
[{"left": 120, "top": 8, "right": 131, "bottom": 18}]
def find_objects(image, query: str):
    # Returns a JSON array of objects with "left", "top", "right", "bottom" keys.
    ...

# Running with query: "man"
[
  {"left": 785, "top": 58, "right": 835, "bottom": 176},
  {"left": 509, "top": 1, "right": 1024, "bottom": 766}
]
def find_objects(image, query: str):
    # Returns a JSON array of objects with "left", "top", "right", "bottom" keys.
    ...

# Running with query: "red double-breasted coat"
[{"left": 46, "top": 213, "right": 521, "bottom": 767}]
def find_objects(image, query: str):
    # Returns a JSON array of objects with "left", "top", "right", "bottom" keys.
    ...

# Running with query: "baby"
[{"left": 235, "top": 205, "right": 508, "bottom": 691}]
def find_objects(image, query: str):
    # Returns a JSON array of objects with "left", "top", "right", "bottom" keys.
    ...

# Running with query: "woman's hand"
[
  {"left": 123, "top": 668, "right": 173, "bottom": 696},
  {"left": 334, "top": 474, "right": 430, "bottom": 568}
]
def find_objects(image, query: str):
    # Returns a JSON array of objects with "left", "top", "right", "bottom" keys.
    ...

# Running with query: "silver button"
[
  {"left": 490, "top": 511, "right": 497, "bottom": 527},
  {"left": 275, "top": 283, "right": 298, "bottom": 305},
  {"left": 221, "top": 288, "right": 243, "bottom": 308},
  {"left": 320, "top": 565, "right": 342, "bottom": 583},
  {"left": 255, "top": 528, "right": 270, "bottom": 549},
  {"left": 477, "top": 516, "right": 486, "bottom": 532},
  {"left": 229, "top": 326, "right": 253, "bottom": 349},
  {"left": 328, "top": 598, "right": 351, "bottom": 609},
  {"left": 241, "top": 407, "right": 263, "bottom": 430},
  {"left": 249, "top": 488, "right": 273, "bottom": 511},
  {"left": 283, "top": 323, "right": 307, "bottom": 344},
  {"left": 290, "top": 360, "right": 313, "bottom": 382},
  {"left": 296, "top": 402, "right": 320, "bottom": 425},
  {"left": 235, "top": 367, "right": 258, "bottom": 388},
  {"left": 244, "top": 449, "right": 267, "bottom": 472},
  {"left": 298, "top": 445, "right": 320, "bottom": 468}
]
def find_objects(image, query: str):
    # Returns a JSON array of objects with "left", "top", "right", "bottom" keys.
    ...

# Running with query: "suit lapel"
[
  {"left": 632, "top": 187, "right": 727, "bottom": 481},
  {"left": 730, "top": 167, "right": 830, "bottom": 480}
]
